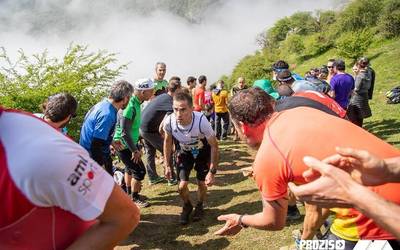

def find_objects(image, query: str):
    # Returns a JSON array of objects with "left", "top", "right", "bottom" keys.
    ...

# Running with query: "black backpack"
[{"left": 386, "top": 86, "right": 400, "bottom": 104}]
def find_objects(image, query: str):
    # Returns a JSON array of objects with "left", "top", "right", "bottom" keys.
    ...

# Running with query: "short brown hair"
[
  {"left": 43, "top": 93, "right": 78, "bottom": 122},
  {"left": 173, "top": 91, "right": 193, "bottom": 107},
  {"left": 228, "top": 88, "right": 274, "bottom": 126},
  {"left": 168, "top": 76, "right": 181, "bottom": 93}
]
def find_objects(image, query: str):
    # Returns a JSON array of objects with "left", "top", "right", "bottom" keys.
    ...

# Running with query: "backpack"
[{"left": 386, "top": 86, "right": 400, "bottom": 104}]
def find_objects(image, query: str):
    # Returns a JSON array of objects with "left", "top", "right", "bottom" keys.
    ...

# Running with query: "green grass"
[
  {"left": 295, "top": 37, "right": 400, "bottom": 147},
  {"left": 115, "top": 140, "right": 303, "bottom": 250}
]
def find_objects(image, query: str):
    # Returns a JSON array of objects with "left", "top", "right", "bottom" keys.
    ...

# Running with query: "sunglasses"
[{"left": 327, "top": 66, "right": 333, "bottom": 68}]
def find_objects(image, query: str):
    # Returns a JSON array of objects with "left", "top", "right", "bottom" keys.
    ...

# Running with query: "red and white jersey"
[{"left": 0, "top": 108, "right": 115, "bottom": 249}]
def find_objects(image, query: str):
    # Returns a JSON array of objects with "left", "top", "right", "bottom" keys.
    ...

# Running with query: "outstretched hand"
[
  {"left": 302, "top": 147, "right": 389, "bottom": 186},
  {"left": 214, "top": 214, "right": 242, "bottom": 236}
]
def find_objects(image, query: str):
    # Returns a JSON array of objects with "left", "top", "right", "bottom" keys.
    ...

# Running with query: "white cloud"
[{"left": 0, "top": 0, "right": 337, "bottom": 83}]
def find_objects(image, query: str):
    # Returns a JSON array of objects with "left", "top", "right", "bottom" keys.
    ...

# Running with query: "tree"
[
  {"left": 338, "top": 0, "right": 382, "bottom": 32},
  {"left": 284, "top": 34, "right": 305, "bottom": 54},
  {"left": 288, "top": 12, "right": 318, "bottom": 36},
  {"left": 0, "top": 44, "right": 127, "bottom": 140},
  {"left": 228, "top": 51, "right": 272, "bottom": 88},
  {"left": 264, "top": 17, "right": 292, "bottom": 48},
  {"left": 336, "top": 29, "right": 374, "bottom": 61},
  {"left": 378, "top": 0, "right": 400, "bottom": 38}
]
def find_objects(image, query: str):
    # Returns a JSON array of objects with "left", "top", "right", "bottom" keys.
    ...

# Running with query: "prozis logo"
[{"left": 67, "top": 155, "right": 99, "bottom": 195}]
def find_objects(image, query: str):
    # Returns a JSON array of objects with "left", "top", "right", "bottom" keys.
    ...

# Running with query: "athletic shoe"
[
  {"left": 167, "top": 178, "right": 178, "bottom": 186},
  {"left": 148, "top": 176, "right": 165, "bottom": 185},
  {"left": 192, "top": 203, "right": 204, "bottom": 222},
  {"left": 287, "top": 205, "right": 301, "bottom": 221},
  {"left": 180, "top": 202, "right": 193, "bottom": 225},
  {"left": 133, "top": 196, "right": 150, "bottom": 208},
  {"left": 138, "top": 194, "right": 149, "bottom": 201},
  {"left": 291, "top": 229, "right": 302, "bottom": 250}
]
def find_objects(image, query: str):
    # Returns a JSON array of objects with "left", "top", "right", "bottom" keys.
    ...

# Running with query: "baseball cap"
[
  {"left": 134, "top": 78, "right": 155, "bottom": 90},
  {"left": 253, "top": 79, "right": 280, "bottom": 100}
]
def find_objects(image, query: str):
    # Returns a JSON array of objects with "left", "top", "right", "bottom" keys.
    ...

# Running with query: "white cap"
[{"left": 134, "top": 78, "right": 155, "bottom": 90}]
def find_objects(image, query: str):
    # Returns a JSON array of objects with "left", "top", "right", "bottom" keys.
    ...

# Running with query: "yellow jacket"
[{"left": 212, "top": 89, "right": 229, "bottom": 113}]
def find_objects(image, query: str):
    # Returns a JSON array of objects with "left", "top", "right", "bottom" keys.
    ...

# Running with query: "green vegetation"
[
  {"left": 225, "top": 0, "right": 400, "bottom": 148},
  {"left": 0, "top": 45, "right": 127, "bottom": 139}
]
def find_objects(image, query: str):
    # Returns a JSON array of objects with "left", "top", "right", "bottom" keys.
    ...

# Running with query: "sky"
[{"left": 0, "top": 0, "right": 339, "bottom": 84}]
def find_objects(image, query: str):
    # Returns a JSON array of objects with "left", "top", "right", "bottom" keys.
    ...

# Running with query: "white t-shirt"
[
  {"left": 1, "top": 110, "right": 115, "bottom": 221},
  {"left": 163, "top": 111, "right": 214, "bottom": 151}
]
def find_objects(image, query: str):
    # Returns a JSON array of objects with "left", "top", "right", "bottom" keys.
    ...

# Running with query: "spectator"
[
  {"left": 204, "top": 84, "right": 215, "bottom": 127},
  {"left": 329, "top": 59, "right": 355, "bottom": 109},
  {"left": 253, "top": 79, "right": 280, "bottom": 99},
  {"left": 347, "top": 61, "right": 372, "bottom": 127},
  {"left": 231, "top": 77, "right": 248, "bottom": 140},
  {"left": 35, "top": 93, "right": 77, "bottom": 135},
  {"left": 140, "top": 77, "right": 182, "bottom": 186},
  {"left": 113, "top": 78, "right": 155, "bottom": 208},
  {"left": 194, "top": 75, "right": 207, "bottom": 112},
  {"left": 0, "top": 107, "right": 139, "bottom": 249},
  {"left": 272, "top": 60, "right": 303, "bottom": 81},
  {"left": 187, "top": 76, "right": 197, "bottom": 98},
  {"left": 153, "top": 62, "right": 168, "bottom": 96},
  {"left": 231, "top": 77, "right": 248, "bottom": 96},
  {"left": 276, "top": 69, "right": 320, "bottom": 94},
  {"left": 79, "top": 80, "right": 133, "bottom": 175},
  {"left": 359, "top": 57, "right": 376, "bottom": 100},
  {"left": 212, "top": 80, "right": 230, "bottom": 140},
  {"left": 215, "top": 88, "right": 400, "bottom": 249},
  {"left": 327, "top": 58, "right": 336, "bottom": 83}
]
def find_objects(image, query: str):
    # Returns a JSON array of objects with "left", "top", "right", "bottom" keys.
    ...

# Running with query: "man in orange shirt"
[
  {"left": 193, "top": 75, "right": 207, "bottom": 112},
  {"left": 215, "top": 88, "right": 400, "bottom": 249}
]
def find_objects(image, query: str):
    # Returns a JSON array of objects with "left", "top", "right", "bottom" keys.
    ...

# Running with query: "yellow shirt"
[{"left": 212, "top": 89, "right": 229, "bottom": 113}]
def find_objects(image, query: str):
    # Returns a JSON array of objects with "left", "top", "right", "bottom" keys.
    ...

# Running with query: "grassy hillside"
[{"left": 294, "top": 37, "right": 400, "bottom": 147}]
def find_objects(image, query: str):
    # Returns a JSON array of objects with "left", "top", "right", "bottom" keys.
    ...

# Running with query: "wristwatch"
[
  {"left": 210, "top": 168, "right": 217, "bottom": 175},
  {"left": 238, "top": 214, "right": 248, "bottom": 228}
]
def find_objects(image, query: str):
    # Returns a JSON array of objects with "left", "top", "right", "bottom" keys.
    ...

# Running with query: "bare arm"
[
  {"left": 242, "top": 198, "right": 288, "bottom": 230},
  {"left": 163, "top": 131, "right": 174, "bottom": 179},
  {"left": 204, "top": 135, "right": 219, "bottom": 186},
  {"left": 207, "top": 136, "right": 219, "bottom": 171},
  {"left": 215, "top": 197, "right": 288, "bottom": 236},
  {"left": 199, "top": 96, "right": 205, "bottom": 110},
  {"left": 67, "top": 184, "right": 140, "bottom": 250},
  {"left": 350, "top": 184, "right": 400, "bottom": 239},
  {"left": 301, "top": 204, "right": 330, "bottom": 240}
]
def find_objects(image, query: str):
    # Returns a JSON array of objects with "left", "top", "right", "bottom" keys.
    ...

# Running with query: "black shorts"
[
  {"left": 175, "top": 145, "right": 211, "bottom": 182},
  {"left": 117, "top": 149, "right": 146, "bottom": 181}
]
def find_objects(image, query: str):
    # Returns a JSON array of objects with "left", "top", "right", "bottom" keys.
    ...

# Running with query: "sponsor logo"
[
  {"left": 67, "top": 155, "right": 99, "bottom": 195},
  {"left": 299, "top": 240, "right": 345, "bottom": 250}
]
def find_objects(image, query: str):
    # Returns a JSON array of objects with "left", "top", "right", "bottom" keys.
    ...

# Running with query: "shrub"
[
  {"left": 336, "top": 29, "right": 374, "bottom": 60},
  {"left": 378, "top": 0, "right": 400, "bottom": 38},
  {"left": 0, "top": 44, "right": 127, "bottom": 140}
]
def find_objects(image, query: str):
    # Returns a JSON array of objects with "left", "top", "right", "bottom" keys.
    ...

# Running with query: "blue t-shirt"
[
  {"left": 330, "top": 73, "right": 355, "bottom": 109},
  {"left": 79, "top": 99, "right": 117, "bottom": 155}
]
